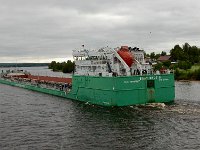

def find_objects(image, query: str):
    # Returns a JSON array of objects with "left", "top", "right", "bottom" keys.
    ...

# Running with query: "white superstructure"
[{"left": 73, "top": 46, "right": 152, "bottom": 76}]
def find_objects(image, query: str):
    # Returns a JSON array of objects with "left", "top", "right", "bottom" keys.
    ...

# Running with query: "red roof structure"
[{"left": 157, "top": 55, "right": 171, "bottom": 62}]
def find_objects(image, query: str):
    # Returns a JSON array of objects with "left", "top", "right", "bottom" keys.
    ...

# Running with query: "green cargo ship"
[{"left": 0, "top": 46, "right": 175, "bottom": 106}]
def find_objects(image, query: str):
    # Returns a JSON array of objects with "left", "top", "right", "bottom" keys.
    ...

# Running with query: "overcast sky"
[{"left": 0, "top": 0, "right": 200, "bottom": 62}]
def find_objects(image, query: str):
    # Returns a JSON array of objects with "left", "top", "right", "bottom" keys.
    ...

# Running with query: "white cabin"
[{"left": 73, "top": 46, "right": 152, "bottom": 77}]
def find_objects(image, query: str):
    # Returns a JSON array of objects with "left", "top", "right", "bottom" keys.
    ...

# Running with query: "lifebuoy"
[{"left": 142, "top": 70, "right": 147, "bottom": 74}]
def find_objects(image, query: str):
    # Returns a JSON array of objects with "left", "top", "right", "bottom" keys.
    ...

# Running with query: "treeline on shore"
[
  {"left": 48, "top": 60, "right": 75, "bottom": 73},
  {"left": 147, "top": 43, "right": 200, "bottom": 80},
  {"left": 0, "top": 63, "right": 49, "bottom": 67},
  {"left": 174, "top": 66, "right": 200, "bottom": 80}
]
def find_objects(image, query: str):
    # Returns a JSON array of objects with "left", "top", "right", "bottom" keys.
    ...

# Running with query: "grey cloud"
[{"left": 0, "top": 0, "right": 200, "bottom": 62}]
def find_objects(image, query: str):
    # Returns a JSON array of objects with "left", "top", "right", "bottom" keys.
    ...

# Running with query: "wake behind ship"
[{"left": 0, "top": 46, "right": 175, "bottom": 106}]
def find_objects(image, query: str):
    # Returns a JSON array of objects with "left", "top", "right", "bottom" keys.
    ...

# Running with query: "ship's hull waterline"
[{"left": 0, "top": 74, "right": 175, "bottom": 106}]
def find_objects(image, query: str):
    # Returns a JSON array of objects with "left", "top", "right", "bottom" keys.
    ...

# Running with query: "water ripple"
[{"left": 0, "top": 82, "right": 200, "bottom": 149}]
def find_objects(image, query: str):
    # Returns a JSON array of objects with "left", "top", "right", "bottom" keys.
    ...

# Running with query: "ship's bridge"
[{"left": 73, "top": 46, "right": 153, "bottom": 77}]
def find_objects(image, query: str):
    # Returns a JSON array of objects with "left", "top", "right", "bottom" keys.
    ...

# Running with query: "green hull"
[{"left": 0, "top": 74, "right": 175, "bottom": 106}]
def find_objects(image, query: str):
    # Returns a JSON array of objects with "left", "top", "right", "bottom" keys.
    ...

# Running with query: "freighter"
[{"left": 0, "top": 46, "right": 175, "bottom": 106}]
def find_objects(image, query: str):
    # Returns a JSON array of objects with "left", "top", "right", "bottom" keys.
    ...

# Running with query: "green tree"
[
  {"left": 48, "top": 60, "right": 75, "bottom": 73},
  {"left": 178, "top": 61, "right": 192, "bottom": 70},
  {"left": 174, "top": 69, "right": 181, "bottom": 80},
  {"left": 163, "top": 60, "right": 171, "bottom": 68},
  {"left": 63, "top": 60, "right": 75, "bottom": 73},
  {"left": 153, "top": 62, "right": 163, "bottom": 71},
  {"left": 188, "top": 46, "right": 200, "bottom": 63},
  {"left": 150, "top": 52, "right": 155, "bottom": 60},
  {"left": 170, "top": 43, "right": 200, "bottom": 64},
  {"left": 161, "top": 51, "right": 167, "bottom": 56},
  {"left": 155, "top": 53, "right": 161, "bottom": 59},
  {"left": 170, "top": 44, "right": 184, "bottom": 61},
  {"left": 48, "top": 61, "right": 56, "bottom": 69}
]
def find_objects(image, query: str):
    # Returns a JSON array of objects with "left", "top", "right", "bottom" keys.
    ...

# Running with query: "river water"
[{"left": 0, "top": 67, "right": 200, "bottom": 150}]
